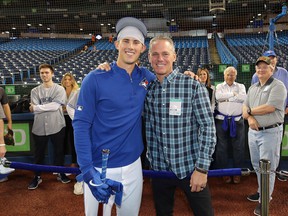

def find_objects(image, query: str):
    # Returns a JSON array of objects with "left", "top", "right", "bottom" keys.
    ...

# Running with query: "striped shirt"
[{"left": 144, "top": 69, "right": 216, "bottom": 179}]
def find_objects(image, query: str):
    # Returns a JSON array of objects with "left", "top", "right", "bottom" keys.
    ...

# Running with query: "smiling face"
[
  {"left": 255, "top": 62, "right": 273, "bottom": 82},
  {"left": 63, "top": 75, "right": 72, "bottom": 88},
  {"left": 198, "top": 70, "right": 208, "bottom": 84},
  {"left": 148, "top": 37, "right": 176, "bottom": 82},
  {"left": 224, "top": 67, "right": 237, "bottom": 86},
  {"left": 115, "top": 37, "right": 146, "bottom": 69}
]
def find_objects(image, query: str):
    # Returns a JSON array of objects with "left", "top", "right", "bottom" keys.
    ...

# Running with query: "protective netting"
[{"left": 0, "top": 0, "right": 287, "bottom": 90}]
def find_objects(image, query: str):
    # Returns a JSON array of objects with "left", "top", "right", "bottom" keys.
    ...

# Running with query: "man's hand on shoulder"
[
  {"left": 183, "top": 71, "right": 199, "bottom": 81},
  {"left": 97, "top": 62, "right": 111, "bottom": 71}
]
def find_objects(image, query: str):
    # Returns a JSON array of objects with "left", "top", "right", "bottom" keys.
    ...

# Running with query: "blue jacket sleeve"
[{"left": 73, "top": 72, "right": 97, "bottom": 173}]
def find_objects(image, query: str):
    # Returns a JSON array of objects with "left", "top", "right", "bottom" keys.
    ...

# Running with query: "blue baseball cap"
[{"left": 263, "top": 50, "right": 276, "bottom": 57}]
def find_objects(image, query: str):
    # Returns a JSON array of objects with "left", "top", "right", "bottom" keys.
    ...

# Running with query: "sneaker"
[
  {"left": 247, "top": 192, "right": 259, "bottom": 202},
  {"left": 233, "top": 176, "right": 241, "bottom": 184},
  {"left": 54, "top": 172, "right": 71, "bottom": 176},
  {"left": 57, "top": 173, "right": 71, "bottom": 184},
  {"left": 0, "top": 177, "right": 8, "bottom": 183},
  {"left": 0, "top": 164, "right": 15, "bottom": 174},
  {"left": 28, "top": 176, "right": 42, "bottom": 190},
  {"left": 73, "top": 181, "right": 84, "bottom": 195},
  {"left": 277, "top": 171, "right": 288, "bottom": 182},
  {"left": 223, "top": 176, "right": 232, "bottom": 184},
  {"left": 254, "top": 203, "right": 261, "bottom": 216}
]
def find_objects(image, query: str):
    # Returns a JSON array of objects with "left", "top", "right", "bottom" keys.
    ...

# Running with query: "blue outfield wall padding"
[{"left": 6, "top": 161, "right": 246, "bottom": 179}]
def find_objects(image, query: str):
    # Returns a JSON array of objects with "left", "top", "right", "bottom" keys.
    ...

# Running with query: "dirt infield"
[{"left": 0, "top": 170, "right": 287, "bottom": 216}]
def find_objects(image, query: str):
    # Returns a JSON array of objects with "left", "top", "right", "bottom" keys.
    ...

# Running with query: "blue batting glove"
[
  {"left": 106, "top": 179, "right": 123, "bottom": 206},
  {"left": 82, "top": 167, "right": 112, "bottom": 204}
]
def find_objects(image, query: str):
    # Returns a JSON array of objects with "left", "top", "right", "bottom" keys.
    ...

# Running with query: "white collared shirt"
[{"left": 215, "top": 81, "right": 247, "bottom": 121}]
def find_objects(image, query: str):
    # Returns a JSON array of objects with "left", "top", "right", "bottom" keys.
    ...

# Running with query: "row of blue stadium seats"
[
  {"left": 217, "top": 30, "right": 288, "bottom": 68},
  {"left": 215, "top": 33, "right": 238, "bottom": 67},
  {"left": 94, "top": 36, "right": 209, "bottom": 49},
  {"left": 0, "top": 33, "right": 287, "bottom": 84},
  {"left": 0, "top": 38, "right": 89, "bottom": 51}
]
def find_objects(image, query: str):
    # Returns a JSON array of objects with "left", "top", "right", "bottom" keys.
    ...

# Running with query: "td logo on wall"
[{"left": 5, "top": 123, "right": 30, "bottom": 152}]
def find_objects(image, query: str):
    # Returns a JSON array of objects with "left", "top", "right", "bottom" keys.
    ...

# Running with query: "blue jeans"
[
  {"left": 215, "top": 118, "right": 245, "bottom": 169},
  {"left": 248, "top": 125, "right": 283, "bottom": 200}
]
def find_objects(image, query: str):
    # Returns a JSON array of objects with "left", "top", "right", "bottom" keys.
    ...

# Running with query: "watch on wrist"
[{"left": 247, "top": 106, "right": 252, "bottom": 116}]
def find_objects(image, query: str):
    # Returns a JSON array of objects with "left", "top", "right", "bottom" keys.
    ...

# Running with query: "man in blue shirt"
[
  {"left": 251, "top": 50, "right": 288, "bottom": 182},
  {"left": 144, "top": 35, "right": 216, "bottom": 216},
  {"left": 73, "top": 17, "right": 155, "bottom": 216}
]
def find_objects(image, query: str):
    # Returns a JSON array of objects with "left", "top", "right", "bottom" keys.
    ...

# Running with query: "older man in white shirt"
[{"left": 214, "top": 66, "right": 247, "bottom": 184}]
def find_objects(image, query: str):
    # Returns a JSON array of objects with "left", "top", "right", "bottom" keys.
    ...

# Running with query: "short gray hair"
[
  {"left": 224, "top": 66, "right": 237, "bottom": 76},
  {"left": 149, "top": 35, "right": 175, "bottom": 54}
]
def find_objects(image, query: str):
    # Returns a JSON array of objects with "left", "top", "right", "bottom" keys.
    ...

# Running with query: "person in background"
[
  {"left": 0, "top": 117, "right": 6, "bottom": 158},
  {"left": 0, "top": 87, "right": 14, "bottom": 182},
  {"left": 66, "top": 88, "right": 84, "bottom": 195},
  {"left": 144, "top": 35, "right": 216, "bottom": 216},
  {"left": 91, "top": 34, "right": 96, "bottom": 45},
  {"left": 251, "top": 50, "right": 288, "bottom": 182},
  {"left": 197, "top": 67, "right": 216, "bottom": 112},
  {"left": 81, "top": 45, "right": 88, "bottom": 53},
  {"left": 73, "top": 17, "right": 155, "bottom": 216},
  {"left": 61, "top": 73, "right": 79, "bottom": 168},
  {"left": 214, "top": 66, "right": 246, "bottom": 184},
  {"left": 0, "top": 88, "right": 12, "bottom": 132},
  {"left": 92, "top": 45, "right": 97, "bottom": 52},
  {"left": 28, "top": 63, "right": 70, "bottom": 190},
  {"left": 109, "top": 35, "right": 113, "bottom": 43},
  {"left": 244, "top": 56, "right": 286, "bottom": 216},
  {"left": 0, "top": 87, "right": 12, "bottom": 158}
]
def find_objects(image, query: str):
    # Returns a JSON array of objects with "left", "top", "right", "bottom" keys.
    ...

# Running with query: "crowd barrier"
[{"left": 1, "top": 158, "right": 287, "bottom": 216}]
